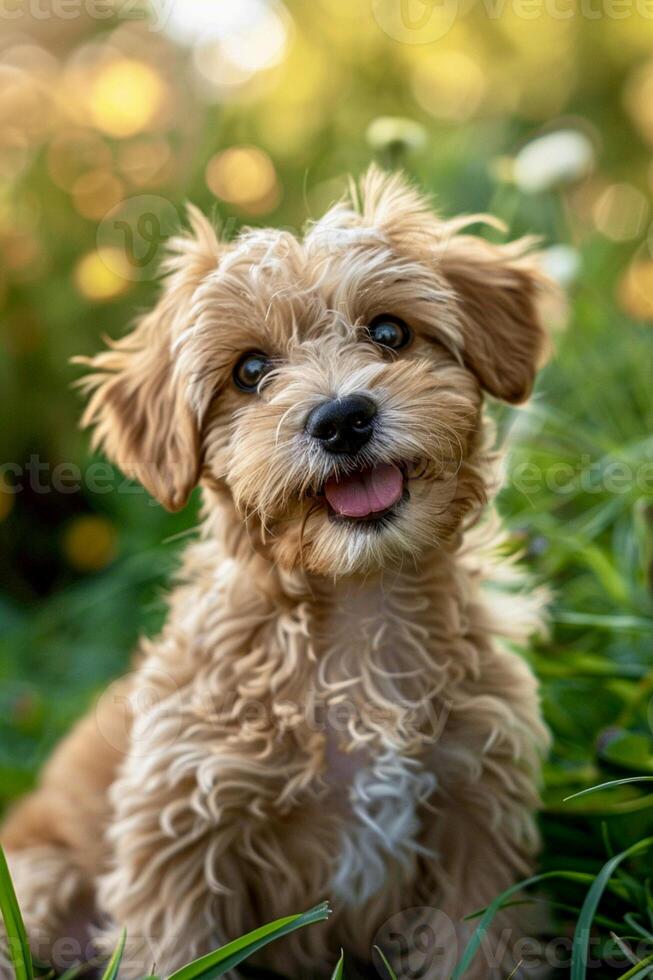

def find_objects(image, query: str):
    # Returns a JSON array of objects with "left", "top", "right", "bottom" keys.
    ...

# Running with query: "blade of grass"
[
  {"left": 167, "top": 902, "right": 331, "bottom": 980},
  {"left": 0, "top": 844, "right": 33, "bottom": 980},
  {"left": 452, "top": 870, "right": 605, "bottom": 979},
  {"left": 616, "top": 953, "right": 653, "bottom": 979},
  {"left": 100, "top": 929, "right": 126, "bottom": 980},
  {"left": 646, "top": 880, "right": 653, "bottom": 931},
  {"left": 57, "top": 963, "right": 94, "bottom": 980},
  {"left": 330, "top": 949, "right": 344, "bottom": 980},
  {"left": 463, "top": 872, "right": 601, "bottom": 922},
  {"left": 571, "top": 838, "right": 653, "bottom": 980},
  {"left": 564, "top": 777, "right": 653, "bottom": 802},
  {"left": 506, "top": 960, "right": 524, "bottom": 979},
  {"left": 553, "top": 612, "right": 653, "bottom": 632},
  {"left": 55, "top": 967, "right": 83, "bottom": 980},
  {"left": 609, "top": 932, "right": 638, "bottom": 967},
  {"left": 624, "top": 914, "right": 653, "bottom": 941},
  {"left": 553, "top": 794, "right": 653, "bottom": 816},
  {"left": 372, "top": 945, "right": 398, "bottom": 980}
]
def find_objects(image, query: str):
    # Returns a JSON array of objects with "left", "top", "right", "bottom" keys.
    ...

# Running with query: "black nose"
[{"left": 305, "top": 394, "right": 377, "bottom": 455}]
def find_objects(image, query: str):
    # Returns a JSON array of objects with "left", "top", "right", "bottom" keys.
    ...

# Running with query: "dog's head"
[{"left": 78, "top": 169, "right": 554, "bottom": 577}]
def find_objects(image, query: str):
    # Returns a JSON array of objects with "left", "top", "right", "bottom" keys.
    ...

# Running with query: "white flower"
[
  {"left": 365, "top": 117, "right": 427, "bottom": 152},
  {"left": 513, "top": 130, "right": 594, "bottom": 194},
  {"left": 539, "top": 244, "right": 581, "bottom": 288}
]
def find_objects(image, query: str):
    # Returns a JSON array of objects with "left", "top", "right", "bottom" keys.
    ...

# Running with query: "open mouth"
[{"left": 323, "top": 461, "right": 407, "bottom": 527}]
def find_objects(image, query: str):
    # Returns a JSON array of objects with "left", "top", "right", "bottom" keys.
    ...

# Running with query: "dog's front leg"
[
  {"left": 92, "top": 673, "right": 326, "bottom": 978},
  {"left": 422, "top": 779, "right": 542, "bottom": 979},
  {"left": 92, "top": 698, "right": 217, "bottom": 977},
  {"left": 409, "top": 652, "right": 549, "bottom": 980},
  {"left": 87, "top": 667, "right": 238, "bottom": 977}
]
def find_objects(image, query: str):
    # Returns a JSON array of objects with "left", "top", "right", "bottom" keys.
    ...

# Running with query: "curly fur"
[{"left": 1, "top": 168, "right": 556, "bottom": 979}]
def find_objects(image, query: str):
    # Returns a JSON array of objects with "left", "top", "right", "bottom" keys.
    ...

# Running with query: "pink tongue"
[{"left": 324, "top": 463, "right": 403, "bottom": 518}]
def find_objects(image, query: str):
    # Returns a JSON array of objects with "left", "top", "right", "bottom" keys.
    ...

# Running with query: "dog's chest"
[{"left": 315, "top": 581, "right": 441, "bottom": 904}]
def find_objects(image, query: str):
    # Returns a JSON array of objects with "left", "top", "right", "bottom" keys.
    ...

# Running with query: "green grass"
[
  {"left": 0, "top": 846, "right": 32, "bottom": 980},
  {"left": 3, "top": 823, "right": 653, "bottom": 978},
  {"left": 0, "top": 854, "right": 333, "bottom": 980}
]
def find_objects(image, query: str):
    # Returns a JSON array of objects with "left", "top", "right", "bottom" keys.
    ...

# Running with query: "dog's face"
[{"left": 79, "top": 170, "right": 552, "bottom": 577}]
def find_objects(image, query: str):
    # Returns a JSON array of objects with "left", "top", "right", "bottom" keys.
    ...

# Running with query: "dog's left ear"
[
  {"left": 435, "top": 231, "right": 553, "bottom": 404},
  {"left": 75, "top": 206, "right": 220, "bottom": 511}
]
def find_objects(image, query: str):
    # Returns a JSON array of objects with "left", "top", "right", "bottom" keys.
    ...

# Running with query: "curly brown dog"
[{"left": 1, "top": 169, "right": 555, "bottom": 979}]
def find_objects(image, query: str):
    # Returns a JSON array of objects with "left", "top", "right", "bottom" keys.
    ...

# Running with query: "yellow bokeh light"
[
  {"left": 74, "top": 247, "right": 132, "bottom": 301},
  {"left": 624, "top": 60, "right": 653, "bottom": 146},
  {"left": 89, "top": 59, "right": 166, "bottom": 138},
  {"left": 593, "top": 183, "right": 648, "bottom": 243},
  {"left": 62, "top": 515, "right": 117, "bottom": 572},
  {"left": 412, "top": 51, "right": 486, "bottom": 122},
  {"left": 205, "top": 146, "right": 280, "bottom": 214},
  {"left": 72, "top": 170, "right": 124, "bottom": 221},
  {"left": 618, "top": 259, "right": 653, "bottom": 321}
]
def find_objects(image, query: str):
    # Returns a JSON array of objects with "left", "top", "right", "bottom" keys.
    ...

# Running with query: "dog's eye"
[
  {"left": 233, "top": 352, "right": 272, "bottom": 392},
  {"left": 367, "top": 315, "right": 411, "bottom": 350}
]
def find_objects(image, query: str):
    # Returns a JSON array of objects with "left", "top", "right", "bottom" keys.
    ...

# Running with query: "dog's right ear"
[{"left": 74, "top": 206, "right": 220, "bottom": 511}]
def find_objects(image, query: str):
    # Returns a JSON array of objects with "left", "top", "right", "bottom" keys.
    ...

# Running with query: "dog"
[{"left": 1, "top": 168, "right": 554, "bottom": 979}]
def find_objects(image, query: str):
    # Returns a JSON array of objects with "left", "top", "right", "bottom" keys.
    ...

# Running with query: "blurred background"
[{"left": 1, "top": 0, "right": 653, "bottom": 971}]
